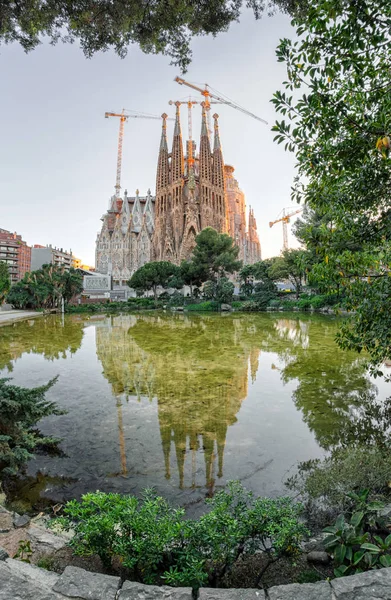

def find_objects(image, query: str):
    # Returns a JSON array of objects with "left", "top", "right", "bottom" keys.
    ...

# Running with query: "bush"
[
  {"left": 54, "top": 482, "right": 307, "bottom": 588},
  {"left": 0, "top": 378, "right": 63, "bottom": 475},
  {"left": 280, "top": 299, "right": 296, "bottom": 310},
  {"left": 186, "top": 301, "right": 220, "bottom": 312},
  {"left": 239, "top": 301, "right": 262, "bottom": 312},
  {"left": 286, "top": 446, "right": 391, "bottom": 517},
  {"left": 323, "top": 489, "right": 391, "bottom": 577},
  {"left": 297, "top": 298, "right": 312, "bottom": 310},
  {"left": 268, "top": 299, "right": 281, "bottom": 308}
]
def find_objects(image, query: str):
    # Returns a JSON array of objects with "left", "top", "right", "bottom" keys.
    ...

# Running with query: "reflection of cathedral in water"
[{"left": 94, "top": 314, "right": 260, "bottom": 491}]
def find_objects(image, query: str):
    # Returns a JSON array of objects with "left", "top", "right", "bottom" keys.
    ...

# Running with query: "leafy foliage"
[
  {"left": 286, "top": 446, "right": 391, "bottom": 516},
  {"left": 0, "top": 0, "right": 309, "bottom": 71},
  {"left": 191, "top": 228, "right": 242, "bottom": 282},
  {"left": 323, "top": 490, "right": 391, "bottom": 577},
  {"left": 0, "top": 261, "right": 10, "bottom": 304},
  {"left": 0, "top": 377, "right": 63, "bottom": 475},
  {"left": 272, "top": 0, "right": 391, "bottom": 370},
  {"left": 269, "top": 249, "right": 308, "bottom": 299},
  {"left": 55, "top": 482, "right": 307, "bottom": 588},
  {"left": 203, "top": 277, "right": 234, "bottom": 304},
  {"left": 7, "top": 264, "right": 83, "bottom": 310},
  {"left": 128, "top": 262, "right": 180, "bottom": 304}
]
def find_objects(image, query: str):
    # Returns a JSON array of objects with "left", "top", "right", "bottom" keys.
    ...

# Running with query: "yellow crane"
[
  {"left": 105, "top": 109, "right": 174, "bottom": 199},
  {"left": 269, "top": 207, "right": 303, "bottom": 251},
  {"left": 175, "top": 77, "right": 267, "bottom": 135}
]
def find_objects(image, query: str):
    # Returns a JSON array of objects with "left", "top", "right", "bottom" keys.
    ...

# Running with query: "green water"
[{"left": 0, "top": 312, "right": 389, "bottom": 513}]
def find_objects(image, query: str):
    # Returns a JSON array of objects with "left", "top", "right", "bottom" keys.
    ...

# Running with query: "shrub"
[
  {"left": 323, "top": 489, "right": 391, "bottom": 577},
  {"left": 286, "top": 446, "right": 391, "bottom": 516},
  {"left": 54, "top": 482, "right": 307, "bottom": 588},
  {"left": 280, "top": 299, "right": 296, "bottom": 310},
  {"left": 231, "top": 301, "right": 243, "bottom": 308},
  {"left": 239, "top": 301, "right": 262, "bottom": 312},
  {"left": 186, "top": 301, "right": 220, "bottom": 312},
  {"left": 297, "top": 298, "right": 312, "bottom": 310},
  {"left": 268, "top": 299, "right": 281, "bottom": 308},
  {"left": 0, "top": 378, "right": 63, "bottom": 475}
]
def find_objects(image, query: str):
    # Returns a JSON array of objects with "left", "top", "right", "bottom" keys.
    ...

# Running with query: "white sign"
[{"left": 83, "top": 275, "right": 111, "bottom": 291}]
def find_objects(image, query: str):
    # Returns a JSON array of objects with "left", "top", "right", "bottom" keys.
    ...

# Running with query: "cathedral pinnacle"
[
  {"left": 213, "top": 113, "right": 221, "bottom": 150},
  {"left": 160, "top": 113, "right": 168, "bottom": 151},
  {"left": 201, "top": 102, "right": 209, "bottom": 138},
  {"left": 174, "top": 101, "right": 181, "bottom": 136}
]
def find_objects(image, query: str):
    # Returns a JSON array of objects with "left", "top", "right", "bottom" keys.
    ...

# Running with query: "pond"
[{"left": 0, "top": 312, "right": 389, "bottom": 514}]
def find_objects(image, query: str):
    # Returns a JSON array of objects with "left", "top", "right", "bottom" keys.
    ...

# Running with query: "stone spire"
[
  {"left": 156, "top": 113, "right": 169, "bottom": 192},
  {"left": 171, "top": 102, "right": 184, "bottom": 183},
  {"left": 199, "top": 102, "right": 212, "bottom": 182},
  {"left": 212, "top": 114, "right": 224, "bottom": 189}
]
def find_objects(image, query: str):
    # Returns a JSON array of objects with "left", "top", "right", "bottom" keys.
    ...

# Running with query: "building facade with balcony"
[
  {"left": 0, "top": 228, "right": 31, "bottom": 283},
  {"left": 31, "top": 245, "right": 73, "bottom": 271}
]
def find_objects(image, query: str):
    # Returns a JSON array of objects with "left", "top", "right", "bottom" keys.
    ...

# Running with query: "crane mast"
[
  {"left": 269, "top": 208, "right": 303, "bottom": 251},
  {"left": 105, "top": 109, "right": 173, "bottom": 200}
]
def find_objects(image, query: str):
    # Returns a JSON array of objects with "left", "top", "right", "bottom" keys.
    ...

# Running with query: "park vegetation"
[
  {"left": 0, "top": 377, "right": 63, "bottom": 476},
  {"left": 7, "top": 264, "right": 83, "bottom": 310},
  {"left": 0, "top": 0, "right": 309, "bottom": 71},
  {"left": 0, "top": 261, "right": 11, "bottom": 304},
  {"left": 55, "top": 482, "right": 307, "bottom": 588}
]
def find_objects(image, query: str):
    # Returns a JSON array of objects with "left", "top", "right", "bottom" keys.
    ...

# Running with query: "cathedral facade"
[{"left": 95, "top": 104, "right": 261, "bottom": 283}]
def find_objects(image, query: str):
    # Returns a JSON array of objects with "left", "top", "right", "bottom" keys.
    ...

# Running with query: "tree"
[
  {"left": 128, "top": 261, "right": 180, "bottom": 304},
  {"left": 203, "top": 277, "right": 235, "bottom": 304},
  {"left": 0, "top": 261, "right": 10, "bottom": 304},
  {"left": 179, "top": 260, "right": 206, "bottom": 297},
  {"left": 269, "top": 249, "right": 307, "bottom": 298},
  {"left": 272, "top": 0, "right": 391, "bottom": 368},
  {"left": 192, "top": 227, "right": 242, "bottom": 281},
  {"left": 1, "top": 0, "right": 309, "bottom": 72},
  {"left": 0, "top": 377, "right": 63, "bottom": 475},
  {"left": 7, "top": 264, "right": 83, "bottom": 309}
]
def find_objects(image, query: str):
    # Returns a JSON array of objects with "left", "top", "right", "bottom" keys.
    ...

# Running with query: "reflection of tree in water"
[
  {"left": 95, "top": 314, "right": 260, "bottom": 491},
  {"left": 269, "top": 316, "right": 388, "bottom": 451},
  {"left": 0, "top": 315, "right": 84, "bottom": 371}
]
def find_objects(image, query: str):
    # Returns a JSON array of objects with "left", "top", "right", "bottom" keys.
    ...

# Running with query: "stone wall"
[{"left": 1, "top": 555, "right": 391, "bottom": 600}]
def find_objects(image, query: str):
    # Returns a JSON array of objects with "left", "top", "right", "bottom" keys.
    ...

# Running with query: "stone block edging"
[{"left": 2, "top": 558, "right": 391, "bottom": 599}]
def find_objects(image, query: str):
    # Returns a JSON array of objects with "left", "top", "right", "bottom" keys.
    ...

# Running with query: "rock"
[
  {"left": 53, "top": 565, "right": 120, "bottom": 600},
  {"left": 268, "top": 582, "right": 332, "bottom": 600},
  {"left": 331, "top": 568, "right": 391, "bottom": 599},
  {"left": 0, "top": 557, "right": 62, "bottom": 599},
  {"left": 307, "top": 551, "right": 330, "bottom": 565},
  {"left": 199, "top": 589, "right": 265, "bottom": 600},
  {"left": 13, "top": 514, "right": 31, "bottom": 528},
  {"left": 0, "top": 511, "right": 13, "bottom": 533},
  {"left": 220, "top": 304, "right": 232, "bottom": 312},
  {"left": 0, "top": 547, "right": 8, "bottom": 561},
  {"left": 118, "top": 581, "right": 192, "bottom": 600},
  {"left": 28, "top": 525, "right": 67, "bottom": 553},
  {"left": 301, "top": 537, "right": 325, "bottom": 553}
]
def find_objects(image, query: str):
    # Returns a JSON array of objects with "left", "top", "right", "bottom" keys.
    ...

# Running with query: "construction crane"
[
  {"left": 269, "top": 207, "right": 303, "bottom": 251},
  {"left": 105, "top": 109, "right": 174, "bottom": 199},
  {"left": 168, "top": 98, "right": 220, "bottom": 140},
  {"left": 175, "top": 76, "right": 268, "bottom": 135}
]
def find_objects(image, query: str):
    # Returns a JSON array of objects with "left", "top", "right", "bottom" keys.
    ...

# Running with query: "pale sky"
[{"left": 0, "top": 8, "right": 300, "bottom": 266}]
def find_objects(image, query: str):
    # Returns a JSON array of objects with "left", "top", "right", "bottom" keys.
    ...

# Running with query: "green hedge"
[{"left": 186, "top": 301, "right": 220, "bottom": 312}]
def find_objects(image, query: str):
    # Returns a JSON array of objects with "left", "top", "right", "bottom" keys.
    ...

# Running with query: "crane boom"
[
  {"left": 175, "top": 76, "right": 268, "bottom": 126},
  {"left": 269, "top": 208, "right": 303, "bottom": 251},
  {"left": 105, "top": 109, "right": 173, "bottom": 199}
]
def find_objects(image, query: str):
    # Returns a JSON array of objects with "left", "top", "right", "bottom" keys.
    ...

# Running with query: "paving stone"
[
  {"left": 13, "top": 514, "right": 31, "bottom": 529},
  {"left": 0, "top": 547, "right": 9, "bottom": 561},
  {"left": 268, "top": 581, "right": 332, "bottom": 600},
  {"left": 307, "top": 551, "right": 330, "bottom": 564},
  {"left": 199, "top": 589, "right": 265, "bottom": 600},
  {"left": 331, "top": 568, "right": 391, "bottom": 599},
  {"left": 53, "top": 565, "right": 120, "bottom": 599},
  {"left": 0, "top": 557, "right": 63, "bottom": 600},
  {"left": 118, "top": 581, "right": 192, "bottom": 600},
  {"left": 0, "top": 512, "right": 13, "bottom": 533},
  {"left": 28, "top": 525, "right": 68, "bottom": 553}
]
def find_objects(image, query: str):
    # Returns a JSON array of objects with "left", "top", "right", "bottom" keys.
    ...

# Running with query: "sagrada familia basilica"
[{"left": 96, "top": 104, "right": 261, "bottom": 286}]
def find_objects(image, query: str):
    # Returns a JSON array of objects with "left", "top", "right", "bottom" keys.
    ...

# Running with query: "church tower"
[{"left": 152, "top": 104, "right": 227, "bottom": 263}]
